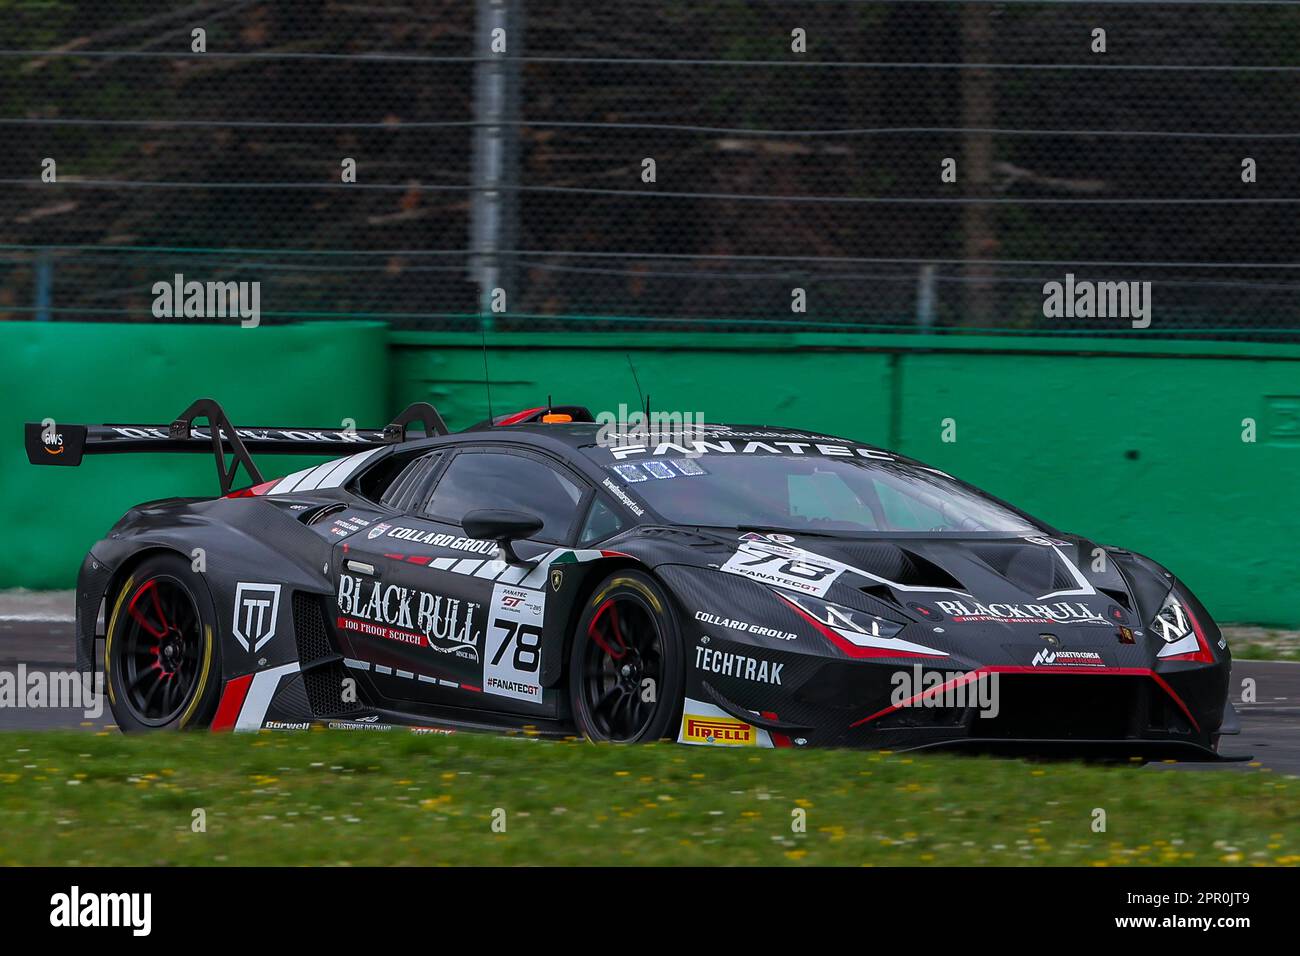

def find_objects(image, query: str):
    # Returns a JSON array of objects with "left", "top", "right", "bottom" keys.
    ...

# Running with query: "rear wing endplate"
[{"left": 25, "top": 397, "right": 448, "bottom": 495}]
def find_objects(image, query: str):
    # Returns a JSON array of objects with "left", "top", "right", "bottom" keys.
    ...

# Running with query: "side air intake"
[{"left": 292, "top": 592, "right": 364, "bottom": 718}]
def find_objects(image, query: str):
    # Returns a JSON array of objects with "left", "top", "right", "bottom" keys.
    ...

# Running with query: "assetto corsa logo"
[{"left": 1031, "top": 648, "right": 1105, "bottom": 667}]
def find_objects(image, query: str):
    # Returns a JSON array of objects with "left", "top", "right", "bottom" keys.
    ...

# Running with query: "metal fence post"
[
  {"left": 916, "top": 263, "right": 936, "bottom": 332},
  {"left": 469, "top": 0, "right": 525, "bottom": 332},
  {"left": 34, "top": 251, "right": 53, "bottom": 322}
]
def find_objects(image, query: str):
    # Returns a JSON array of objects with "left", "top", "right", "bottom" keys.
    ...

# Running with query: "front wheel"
[
  {"left": 105, "top": 554, "right": 222, "bottom": 731},
  {"left": 568, "top": 570, "right": 684, "bottom": 743}
]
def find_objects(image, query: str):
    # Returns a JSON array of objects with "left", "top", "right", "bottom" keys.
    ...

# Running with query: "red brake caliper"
[
  {"left": 127, "top": 580, "right": 173, "bottom": 676},
  {"left": 588, "top": 599, "right": 627, "bottom": 660}
]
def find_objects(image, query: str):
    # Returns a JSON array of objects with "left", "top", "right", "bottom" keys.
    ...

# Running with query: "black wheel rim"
[
  {"left": 581, "top": 591, "right": 665, "bottom": 741},
  {"left": 118, "top": 576, "right": 204, "bottom": 726}
]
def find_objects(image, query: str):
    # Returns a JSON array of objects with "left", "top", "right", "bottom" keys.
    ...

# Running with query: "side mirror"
[{"left": 461, "top": 509, "right": 544, "bottom": 565}]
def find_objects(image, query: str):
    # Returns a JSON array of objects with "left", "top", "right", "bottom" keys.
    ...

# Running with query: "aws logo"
[{"left": 41, "top": 423, "right": 64, "bottom": 455}]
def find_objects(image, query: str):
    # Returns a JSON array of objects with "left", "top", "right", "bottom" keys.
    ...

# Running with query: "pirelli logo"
[{"left": 682, "top": 714, "right": 755, "bottom": 746}]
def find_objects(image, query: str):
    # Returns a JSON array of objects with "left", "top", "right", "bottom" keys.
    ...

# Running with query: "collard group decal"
[
  {"left": 694, "top": 610, "right": 797, "bottom": 642},
  {"left": 380, "top": 526, "right": 498, "bottom": 555},
  {"left": 336, "top": 575, "right": 481, "bottom": 661}
]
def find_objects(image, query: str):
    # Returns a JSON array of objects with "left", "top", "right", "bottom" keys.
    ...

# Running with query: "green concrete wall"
[
  {"left": 1, "top": 321, "right": 390, "bottom": 588},
  {"left": 4, "top": 322, "right": 1293, "bottom": 625},
  {"left": 392, "top": 331, "right": 1299, "bottom": 626}
]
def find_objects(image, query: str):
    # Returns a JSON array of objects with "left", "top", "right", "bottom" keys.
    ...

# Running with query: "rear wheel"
[
  {"left": 568, "top": 570, "right": 684, "bottom": 742},
  {"left": 105, "top": 554, "right": 222, "bottom": 731}
]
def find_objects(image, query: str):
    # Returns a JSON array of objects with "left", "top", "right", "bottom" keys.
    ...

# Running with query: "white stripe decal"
[
  {"left": 293, "top": 460, "right": 340, "bottom": 493},
  {"left": 1036, "top": 545, "right": 1099, "bottom": 600},
  {"left": 268, "top": 448, "right": 385, "bottom": 497},
  {"left": 452, "top": 559, "right": 483, "bottom": 575},
  {"left": 234, "top": 662, "right": 301, "bottom": 732},
  {"left": 431, "top": 557, "right": 458, "bottom": 571},
  {"left": 271, "top": 467, "right": 315, "bottom": 495},
  {"left": 315, "top": 447, "right": 384, "bottom": 489},
  {"left": 497, "top": 564, "right": 530, "bottom": 586},
  {"left": 474, "top": 559, "right": 509, "bottom": 579},
  {"left": 520, "top": 551, "right": 563, "bottom": 589}
]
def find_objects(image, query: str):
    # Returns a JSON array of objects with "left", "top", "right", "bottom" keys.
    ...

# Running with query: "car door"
[
  {"left": 416, "top": 446, "right": 591, "bottom": 714},
  {"left": 329, "top": 449, "right": 481, "bottom": 711},
  {"left": 332, "top": 445, "right": 589, "bottom": 716}
]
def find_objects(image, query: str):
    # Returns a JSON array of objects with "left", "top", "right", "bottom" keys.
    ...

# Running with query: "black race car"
[{"left": 26, "top": 398, "right": 1240, "bottom": 759}]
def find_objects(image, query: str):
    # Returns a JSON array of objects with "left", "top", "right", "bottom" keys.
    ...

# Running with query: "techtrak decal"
[
  {"left": 934, "top": 599, "right": 1108, "bottom": 626},
  {"left": 694, "top": 645, "right": 784, "bottom": 685}
]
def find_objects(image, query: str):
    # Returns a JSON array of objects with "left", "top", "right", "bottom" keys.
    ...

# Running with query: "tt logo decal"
[{"left": 233, "top": 582, "right": 282, "bottom": 653}]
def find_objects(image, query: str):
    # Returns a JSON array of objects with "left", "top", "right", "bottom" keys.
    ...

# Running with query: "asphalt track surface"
[{"left": 1, "top": 617, "right": 1297, "bottom": 772}]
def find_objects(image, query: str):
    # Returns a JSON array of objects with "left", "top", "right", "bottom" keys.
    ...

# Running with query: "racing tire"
[
  {"left": 568, "top": 569, "right": 684, "bottom": 743},
  {"left": 104, "top": 553, "right": 223, "bottom": 731}
]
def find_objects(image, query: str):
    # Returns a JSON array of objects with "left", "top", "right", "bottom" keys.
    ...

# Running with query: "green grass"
[
  {"left": 1225, "top": 627, "right": 1300, "bottom": 662},
  {"left": 0, "top": 731, "right": 1296, "bottom": 866}
]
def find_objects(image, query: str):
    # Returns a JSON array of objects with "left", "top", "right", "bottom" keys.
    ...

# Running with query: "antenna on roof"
[
  {"left": 480, "top": 319, "right": 495, "bottom": 424},
  {"left": 626, "top": 354, "right": 645, "bottom": 412}
]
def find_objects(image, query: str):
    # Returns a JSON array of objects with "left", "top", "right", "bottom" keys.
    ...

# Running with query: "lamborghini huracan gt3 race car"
[{"left": 26, "top": 398, "right": 1239, "bottom": 759}]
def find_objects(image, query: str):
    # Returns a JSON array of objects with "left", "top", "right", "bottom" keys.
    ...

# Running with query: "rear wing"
[{"left": 25, "top": 397, "right": 448, "bottom": 495}]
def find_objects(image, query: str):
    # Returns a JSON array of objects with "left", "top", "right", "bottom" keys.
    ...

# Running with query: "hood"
[{"left": 635, "top": 526, "right": 1165, "bottom": 636}]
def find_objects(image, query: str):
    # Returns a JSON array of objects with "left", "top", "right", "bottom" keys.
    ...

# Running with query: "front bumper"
[{"left": 690, "top": 638, "right": 1232, "bottom": 758}]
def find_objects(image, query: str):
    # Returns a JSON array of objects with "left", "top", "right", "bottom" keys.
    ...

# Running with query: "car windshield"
[{"left": 605, "top": 454, "right": 1040, "bottom": 534}]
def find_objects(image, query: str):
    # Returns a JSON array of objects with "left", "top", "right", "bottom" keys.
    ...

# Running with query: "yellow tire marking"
[
  {"left": 593, "top": 576, "right": 663, "bottom": 614},
  {"left": 103, "top": 575, "right": 134, "bottom": 708},
  {"left": 178, "top": 625, "right": 213, "bottom": 729}
]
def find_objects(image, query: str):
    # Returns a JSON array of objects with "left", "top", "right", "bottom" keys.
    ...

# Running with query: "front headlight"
[
  {"left": 1152, "top": 592, "right": 1192, "bottom": 643},
  {"left": 779, "top": 593, "right": 949, "bottom": 659},
  {"left": 1151, "top": 591, "right": 1216, "bottom": 663},
  {"left": 782, "top": 594, "right": 905, "bottom": 641}
]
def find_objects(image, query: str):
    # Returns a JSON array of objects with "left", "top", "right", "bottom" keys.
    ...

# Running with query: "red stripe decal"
[
  {"left": 497, "top": 407, "right": 544, "bottom": 426},
  {"left": 224, "top": 479, "right": 277, "bottom": 498},
  {"left": 762, "top": 711, "right": 793, "bottom": 748},
  {"left": 779, "top": 595, "right": 946, "bottom": 660},
  {"left": 211, "top": 674, "right": 254, "bottom": 732}
]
